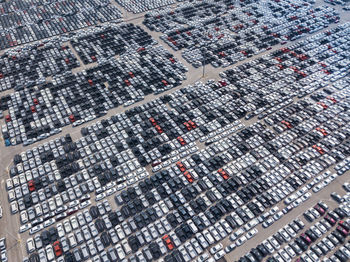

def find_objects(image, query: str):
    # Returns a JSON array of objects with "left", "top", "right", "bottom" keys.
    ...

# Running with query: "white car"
[
  {"left": 45, "top": 245, "right": 55, "bottom": 261},
  {"left": 273, "top": 211, "right": 284, "bottom": 221},
  {"left": 8, "top": 190, "right": 15, "bottom": 202},
  {"left": 68, "top": 233, "right": 77, "bottom": 248},
  {"left": 29, "top": 224, "right": 43, "bottom": 235},
  {"left": 10, "top": 202, "right": 18, "bottom": 214},
  {"left": 26, "top": 238, "right": 36, "bottom": 253},
  {"left": 214, "top": 249, "right": 225, "bottom": 261},
  {"left": 246, "top": 228, "right": 258, "bottom": 239},
  {"left": 43, "top": 218, "right": 55, "bottom": 228},
  {"left": 6, "top": 179, "right": 13, "bottom": 190},
  {"left": 116, "top": 244, "right": 126, "bottom": 260},
  {"left": 203, "top": 230, "right": 215, "bottom": 245},
  {"left": 20, "top": 211, "right": 28, "bottom": 224},
  {"left": 20, "top": 224, "right": 32, "bottom": 233},
  {"left": 210, "top": 243, "right": 223, "bottom": 255},
  {"left": 230, "top": 228, "right": 244, "bottom": 241},
  {"left": 197, "top": 253, "right": 209, "bottom": 262},
  {"left": 235, "top": 235, "right": 247, "bottom": 247},
  {"left": 63, "top": 220, "right": 72, "bottom": 233},
  {"left": 70, "top": 217, "right": 79, "bottom": 230}
]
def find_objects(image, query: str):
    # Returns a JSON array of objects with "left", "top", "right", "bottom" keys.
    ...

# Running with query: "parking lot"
[
  {"left": 0, "top": 0, "right": 123, "bottom": 50},
  {"left": 0, "top": 22, "right": 188, "bottom": 147},
  {"left": 0, "top": 0, "right": 350, "bottom": 262},
  {"left": 143, "top": 0, "right": 339, "bottom": 68}
]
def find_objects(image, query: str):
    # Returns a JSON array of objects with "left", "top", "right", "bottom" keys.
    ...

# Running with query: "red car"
[
  {"left": 218, "top": 52, "right": 226, "bottom": 57},
  {"left": 313, "top": 204, "right": 325, "bottom": 215},
  {"left": 316, "top": 127, "right": 328, "bottom": 136},
  {"left": 281, "top": 47, "right": 290, "bottom": 53},
  {"left": 184, "top": 122, "right": 192, "bottom": 131},
  {"left": 327, "top": 96, "right": 337, "bottom": 103},
  {"left": 218, "top": 169, "right": 229, "bottom": 180},
  {"left": 289, "top": 66, "right": 298, "bottom": 72},
  {"left": 151, "top": 161, "right": 161, "bottom": 167},
  {"left": 275, "top": 57, "right": 283, "bottom": 63},
  {"left": 312, "top": 145, "right": 325, "bottom": 155},
  {"left": 66, "top": 208, "right": 78, "bottom": 216},
  {"left": 183, "top": 171, "right": 194, "bottom": 183},
  {"left": 155, "top": 125, "right": 163, "bottom": 134},
  {"left": 33, "top": 98, "right": 39, "bottom": 105},
  {"left": 69, "top": 114, "right": 75, "bottom": 123},
  {"left": 176, "top": 162, "right": 186, "bottom": 172},
  {"left": 324, "top": 215, "right": 336, "bottom": 225},
  {"left": 30, "top": 106, "right": 36, "bottom": 113},
  {"left": 300, "top": 233, "right": 312, "bottom": 244},
  {"left": 299, "top": 71, "right": 307, "bottom": 77},
  {"left": 53, "top": 241, "right": 62, "bottom": 257},
  {"left": 336, "top": 226, "right": 348, "bottom": 237},
  {"left": 88, "top": 79, "right": 93, "bottom": 86},
  {"left": 149, "top": 117, "right": 157, "bottom": 126},
  {"left": 177, "top": 136, "right": 186, "bottom": 146},
  {"left": 339, "top": 220, "right": 350, "bottom": 231},
  {"left": 188, "top": 120, "right": 197, "bottom": 129},
  {"left": 281, "top": 120, "right": 292, "bottom": 129},
  {"left": 162, "top": 235, "right": 174, "bottom": 250},
  {"left": 299, "top": 54, "right": 308, "bottom": 61},
  {"left": 317, "top": 102, "right": 328, "bottom": 109},
  {"left": 5, "top": 115, "right": 11, "bottom": 122},
  {"left": 28, "top": 180, "right": 35, "bottom": 192}
]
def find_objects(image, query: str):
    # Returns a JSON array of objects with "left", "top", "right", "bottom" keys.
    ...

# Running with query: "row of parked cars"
[
  {"left": 222, "top": 21, "right": 350, "bottom": 119},
  {"left": 0, "top": 23, "right": 188, "bottom": 146},
  {"left": 115, "top": 0, "right": 184, "bottom": 14},
  {"left": 10, "top": 95, "right": 318, "bottom": 259},
  {"left": 324, "top": 0, "right": 348, "bottom": 6},
  {"left": 0, "top": 0, "right": 46, "bottom": 14},
  {"left": 0, "top": 237, "right": 6, "bottom": 262},
  {"left": 0, "top": 0, "right": 123, "bottom": 50},
  {"left": 237, "top": 198, "right": 350, "bottom": 262},
  {"left": 7, "top": 47, "right": 350, "bottom": 262},
  {"left": 143, "top": 0, "right": 339, "bottom": 68},
  {"left": 0, "top": 41, "right": 80, "bottom": 92},
  {"left": 70, "top": 23, "right": 157, "bottom": 64}
]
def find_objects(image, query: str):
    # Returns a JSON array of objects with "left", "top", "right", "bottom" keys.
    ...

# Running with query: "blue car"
[{"left": 5, "top": 139, "right": 11, "bottom": 147}]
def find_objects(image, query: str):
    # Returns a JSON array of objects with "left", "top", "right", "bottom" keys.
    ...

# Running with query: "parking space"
[
  {"left": 0, "top": 0, "right": 122, "bottom": 50},
  {"left": 0, "top": 42, "right": 80, "bottom": 92},
  {"left": 143, "top": 0, "right": 339, "bottom": 68},
  {"left": 70, "top": 23, "right": 157, "bottom": 64},
  {"left": 0, "top": 23, "right": 188, "bottom": 147},
  {"left": 114, "top": 0, "right": 184, "bottom": 14},
  {"left": 0, "top": 0, "right": 350, "bottom": 262},
  {"left": 0, "top": 19, "right": 349, "bottom": 262},
  {"left": 324, "top": 0, "right": 347, "bottom": 6}
]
